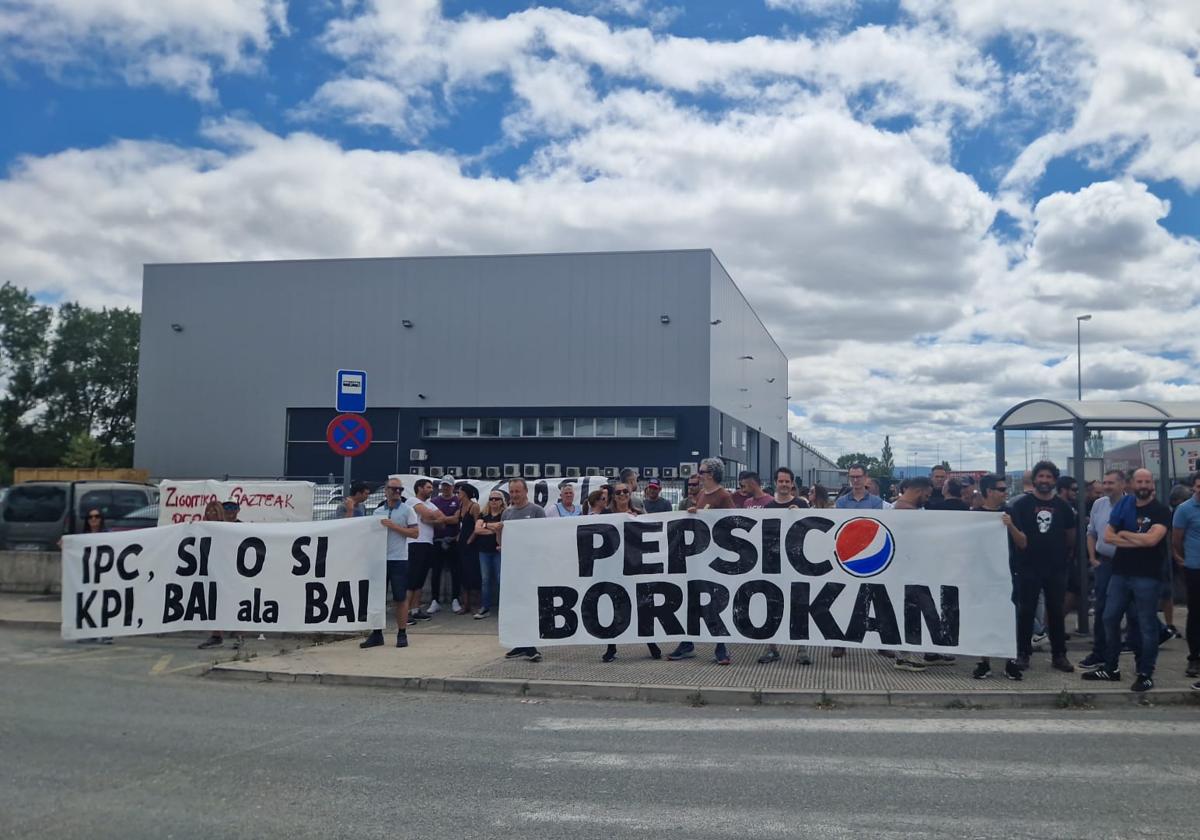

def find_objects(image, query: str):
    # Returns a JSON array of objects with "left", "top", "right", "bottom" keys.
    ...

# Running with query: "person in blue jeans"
[
  {"left": 1080, "top": 469, "right": 1139, "bottom": 670},
  {"left": 473, "top": 492, "right": 505, "bottom": 619},
  {"left": 1083, "top": 469, "right": 1172, "bottom": 692}
]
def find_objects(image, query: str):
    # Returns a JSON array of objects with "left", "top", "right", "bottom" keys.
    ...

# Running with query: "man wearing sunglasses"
[
  {"left": 678, "top": 476, "right": 700, "bottom": 511},
  {"left": 971, "top": 473, "right": 1024, "bottom": 681},
  {"left": 364, "top": 478, "right": 420, "bottom": 649}
]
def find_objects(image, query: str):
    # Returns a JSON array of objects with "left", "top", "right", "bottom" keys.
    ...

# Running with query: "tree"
[
  {"left": 0, "top": 285, "right": 139, "bottom": 480},
  {"left": 878, "top": 436, "right": 895, "bottom": 477},
  {"left": 836, "top": 452, "right": 879, "bottom": 472},
  {"left": 936, "top": 460, "right": 951, "bottom": 471}
]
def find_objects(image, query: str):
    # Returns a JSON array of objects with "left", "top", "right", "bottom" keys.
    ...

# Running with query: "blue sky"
[{"left": 1, "top": 0, "right": 1197, "bottom": 467}]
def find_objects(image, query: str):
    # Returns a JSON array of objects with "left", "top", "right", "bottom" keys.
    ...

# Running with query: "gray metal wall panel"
[
  {"left": 707, "top": 253, "right": 788, "bottom": 454},
  {"left": 136, "top": 251, "right": 715, "bottom": 478}
]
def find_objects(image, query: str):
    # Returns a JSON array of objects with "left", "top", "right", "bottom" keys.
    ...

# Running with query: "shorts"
[
  {"left": 408, "top": 543, "right": 434, "bottom": 591},
  {"left": 386, "top": 561, "right": 409, "bottom": 602}
]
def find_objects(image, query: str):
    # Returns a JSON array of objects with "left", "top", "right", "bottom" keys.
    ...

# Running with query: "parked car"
[
  {"left": 0, "top": 481, "right": 159, "bottom": 550},
  {"left": 109, "top": 504, "right": 160, "bottom": 532}
]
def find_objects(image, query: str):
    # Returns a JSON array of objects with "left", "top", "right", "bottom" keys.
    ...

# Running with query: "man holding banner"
[{"left": 363, "top": 478, "right": 419, "bottom": 649}]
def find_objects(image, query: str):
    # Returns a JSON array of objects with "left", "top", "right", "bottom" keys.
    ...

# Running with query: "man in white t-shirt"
[
  {"left": 362, "top": 478, "right": 419, "bottom": 649},
  {"left": 407, "top": 478, "right": 447, "bottom": 622}
]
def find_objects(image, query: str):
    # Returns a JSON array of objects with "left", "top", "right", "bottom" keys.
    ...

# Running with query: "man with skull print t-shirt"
[{"left": 1008, "top": 460, "right": 1077, "bottom": 673}]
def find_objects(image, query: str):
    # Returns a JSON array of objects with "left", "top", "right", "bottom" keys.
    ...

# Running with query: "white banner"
[
  {"left": 62, "top": 518, "right": 385, "bottom": 640},
  {"left": 499, "top": 509, "right": 1017, "bottom": 657},
  {"left": 157, "top": 480, "right": 316, "bottom": 525}
]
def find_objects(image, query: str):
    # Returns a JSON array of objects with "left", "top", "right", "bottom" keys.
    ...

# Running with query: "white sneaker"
[
  {"left": 451, "top": 598, "right": 463, "bottom": 613},
  {"left": 427, "top": 600, "right": 441, "bottom": 615}
]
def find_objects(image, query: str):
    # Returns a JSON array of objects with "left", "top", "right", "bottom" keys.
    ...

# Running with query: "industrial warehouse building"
[{"left": 134, "top": 250, "right": 789, "bottom": 482}]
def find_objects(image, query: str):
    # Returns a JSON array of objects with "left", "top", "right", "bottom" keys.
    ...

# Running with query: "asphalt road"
[{"left": 2, "top": 625, "right": 1199, "bottom": 839}]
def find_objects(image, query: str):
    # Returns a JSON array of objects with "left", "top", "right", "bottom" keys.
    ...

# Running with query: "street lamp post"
[{"left": 1076, "top": 314, "right": 1092, "bottom": 401}]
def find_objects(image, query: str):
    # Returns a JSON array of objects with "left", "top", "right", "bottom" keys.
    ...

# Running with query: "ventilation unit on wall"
[
  {"left": 523, "top": 463, "right": 540, "bottom": 478},
  {"left": 642, "top": 467, "right": 659, "bottom": 478},
  {"left": 466, "top": 466, "right": 482, "bottom": 478},
  {"left": 586, "top": 467, "right": 601, "bottom": 476},
  {"left": 503, "top": 464, "right": 520, "bottom": 478},
  {"left": 428, "top": 466, "right": 444, "bottom": 478},
  {"left": 409, "top": 467, "right": 422, "bottom": 475},
  {"left": 661, "top": 467, "right": 678, "bottom": 479},
  {"left": 409, "top": 448, "right": 428, "bottom": 461},
  {"left": 678, "top": 462, "right": 697, "bottom": 478},
  {"left": 544, "top": 464, "right": 562, "bottom": 478},
  {"left": 486, "top": 466, "right": 501, "bottom": 478},
  {"left": 565, "top": 466, "right": 581, "bottom": 478},
  {"left": 603, "top": 467, "right": 619, "bottom": 478},
  {"left": 444, "top": 467, "right": 460, "bottom": 478}
]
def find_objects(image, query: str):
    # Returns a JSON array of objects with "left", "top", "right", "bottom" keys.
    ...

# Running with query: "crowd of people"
[{"left": 330, "top": 457, "right": 1200, "bottom": 691}]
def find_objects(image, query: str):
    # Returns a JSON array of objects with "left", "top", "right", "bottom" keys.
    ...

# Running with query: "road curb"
[
  {"left": 0, "top": 618, "right": 60, "bottom": 631},
  {"left": 207, "top": 664, "right": 1200, "bottom": 708}
]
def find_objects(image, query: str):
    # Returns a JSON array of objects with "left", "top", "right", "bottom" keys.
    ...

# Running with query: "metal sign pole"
[{"left": 343, "top": 456, "right": 351, "bottom": 499}]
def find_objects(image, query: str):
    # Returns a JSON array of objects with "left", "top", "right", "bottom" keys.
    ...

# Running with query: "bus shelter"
[{"left": 993, "top": 399, "right": 1200, "bottom": 634}]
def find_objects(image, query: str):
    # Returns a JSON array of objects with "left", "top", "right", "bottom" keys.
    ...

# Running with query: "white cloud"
[{"left": 0, "top": 0, "right": 288, "bottom": 99}]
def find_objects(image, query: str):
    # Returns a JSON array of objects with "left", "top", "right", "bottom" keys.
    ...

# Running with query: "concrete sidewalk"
[
  {"left": 8, "top": 592, "right": 1197, "bottom": 707},
  {"left": 209, "top": 608, "right": 1200, "bottom": 708}
]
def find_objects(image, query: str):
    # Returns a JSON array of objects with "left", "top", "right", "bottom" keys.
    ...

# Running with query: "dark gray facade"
[{"left": 135, "top": 250, "right": 788, "bottom": 480}]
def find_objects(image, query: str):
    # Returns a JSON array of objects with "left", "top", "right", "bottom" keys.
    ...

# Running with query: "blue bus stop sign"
[{"left": 336, "top": 369, "right": 367, "bottom": 413}]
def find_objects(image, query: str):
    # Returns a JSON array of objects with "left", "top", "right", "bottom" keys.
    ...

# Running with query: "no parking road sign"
[{"left": 326, "top": 413, "right": 373, "bottom": 458}]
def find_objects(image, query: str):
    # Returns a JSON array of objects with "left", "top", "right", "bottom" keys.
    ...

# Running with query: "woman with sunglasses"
[
  {"left": 473, "top": 491, "right": 506, "bottom": 618},
  {"left": 585, "top": 489, "right": 608, "bottom": 515},
  {"left": 601, "top": 484, "right": 663, "bottom": 663}
]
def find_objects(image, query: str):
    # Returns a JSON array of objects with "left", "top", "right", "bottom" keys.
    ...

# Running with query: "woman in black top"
[
  {"left": 473, "top": 492, "right": 505, "bottom": 618},
  {"left": 601, "top": 484, "right": 663, "bottom": 663},
  {"left": 455, "top": 483, "right": 482, "bottom": 615}
]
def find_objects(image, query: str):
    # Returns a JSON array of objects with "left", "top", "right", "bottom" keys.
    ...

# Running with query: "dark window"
[
  {"left": 4, "top": 485, "right": 68, "bottom": 523},
  {"left": 480, "top": 418, "right": 500, "bottom": 437}
]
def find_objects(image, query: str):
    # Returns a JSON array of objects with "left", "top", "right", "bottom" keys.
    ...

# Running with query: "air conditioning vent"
[
  {"left": 409, "top": 448, "right": 428, "bottom": 461},
  {"left": 523, "top": 463, "right": 540, "bottom": 478},
  {"left": 486, "top": 466, "right": 501, "bottom": 479},
  {"left": 586, "top": 467, "right": 600, "bottom": 476},
  {"left": 603, "top": 467, "right": 619, "bottom": 478},
  {"left": 565, "top": 466, "right": 581, "bottom": 478},
  {"left": 409, "top": 467, "right": 422, "bottom": 475},
  {"left": 429, "top": 466, "right": 444, "bottom": 478},
  {"left": 444, "top": 467, "right": 460, "bottom": 478},
  {"left": 643, "top": 467, "right": 659, "bottom": 478},
  {"left": 503, "top": 464, "right": 520, "bottom": 478},
  {"left": 466, "top": 466, "right": 482, "bottom": 478},
  {"left": 544, "top": 464, "right": 562, "bottom": 478},
  {"left": 661, "top": 467, "right": 677, "bottom": 479},
  {"left": 679, "top": 462, "right": 697, "bottom": 478}
]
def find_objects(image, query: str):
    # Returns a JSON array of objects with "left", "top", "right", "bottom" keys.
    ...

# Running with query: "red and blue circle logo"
[{"left": 833, "top": 517, "right": 895, "bottom": 578}]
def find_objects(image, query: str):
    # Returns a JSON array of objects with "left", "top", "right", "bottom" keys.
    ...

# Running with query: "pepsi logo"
[{"left": 833, "top": 517, "right": 895, "bottom": 578}]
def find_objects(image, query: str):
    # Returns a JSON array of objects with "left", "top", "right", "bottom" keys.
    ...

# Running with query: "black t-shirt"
[
  {"left": 1112, "top": 499, "right": 1172, "bottom": 579},
  {"left": 939, "top": 498, "right": 969, "bottom": 511},
  {"left": 926, "top": 489, "right": 946, "bottom": 511},
  {"left": 765, "top": 497, "right": 809, "bottom": 509},
  {"left": 1009, "top": 493, "right": 1076, "bottom": 572}
]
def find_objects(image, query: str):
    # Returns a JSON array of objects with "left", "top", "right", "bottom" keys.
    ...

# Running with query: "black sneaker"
[
  {"left": 758, "top": 648, "right": 781, "bottom": 664},
  {"left": 1003, "top": 659, "right": 1024, "bottom": 681},
  {"left": 972, "top": 660, "right": 991, "bottom": 679},
  {"left": 1186, "top": 660, "right": 1200, "bottom": 678},
  {"left": 1078, "top": 653, "right": 1104, "bottom": 671},
  {"left": 525, "top": 649, "right": 542, "bottom": 662},
  {"left": 1159, "top": 626, "right": 1173, "bottom": 647},
  {"left": 396, "top": 631, "right": 408, "bottom": 648},
  {"left": 1131, "top": 674, "right": 1153, "bottom": 692},
  {"left": 1166, "top": 624, "right": 1182, "bottom": 639},
  {"left": 504, "top": 647, "right": 526, "bottom": 659},
  {"left": 1081, "top": 668, "right": 1121, "bottom": 682},
  {"left": 1014, "top": 655, "right": 1030, "bottom": 671},
  {"left": 198, "top": 635, "right": 223, "bottom": 649},
  {"left": 923, "top": 653, "right": 956, "bottom": 665},
  {"left": 359, "top": 630, "right": 384, "bottom": 649},
  {"left": 1051, "top": 655, "right": 1075, "bottom": 673},
  {"left": 602, "top": 647, "right": 617, "bottom": 663},
  {"left": 1191, "top": 680, "right": 1200, "bottom": 692},
  {"left": 411, "top": 610, "right": 434, "bottom": 622}
]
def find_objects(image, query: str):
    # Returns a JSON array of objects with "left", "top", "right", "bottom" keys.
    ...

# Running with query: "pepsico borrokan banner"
[{"left": 499, "top": 508, "right": 1017, "bottom": 658}]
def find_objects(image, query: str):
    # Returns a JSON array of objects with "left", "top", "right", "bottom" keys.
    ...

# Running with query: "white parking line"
[{"left": 528, "top": 717, "right": 1200, "bottom": 736}]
